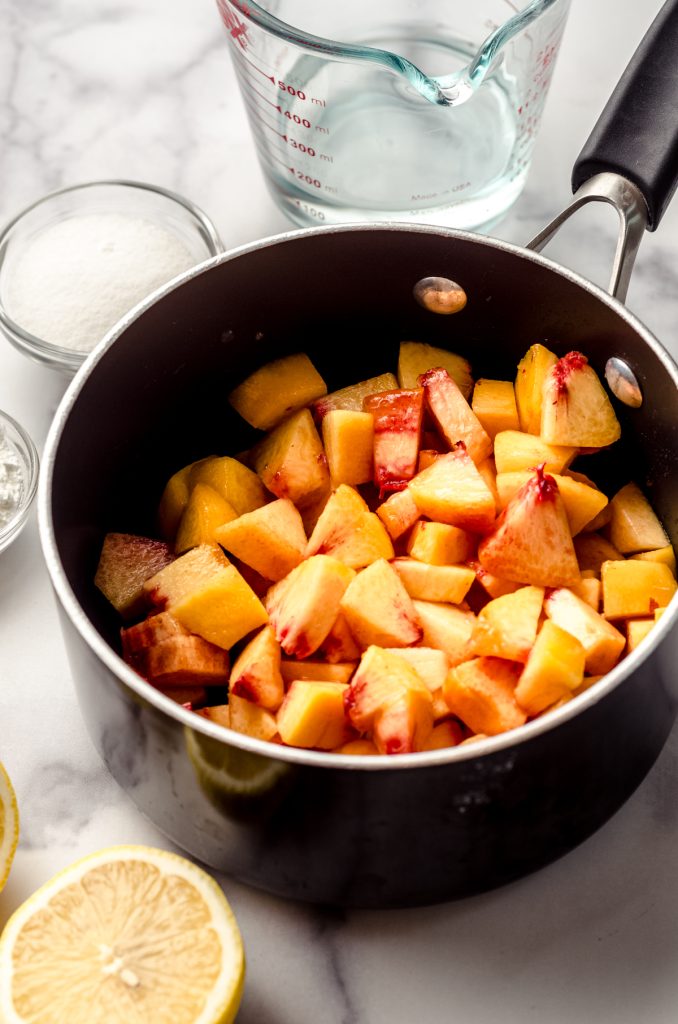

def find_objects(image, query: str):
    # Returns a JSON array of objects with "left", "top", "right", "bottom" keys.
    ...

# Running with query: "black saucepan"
[{"left": 39, "top": 2, "right": 678, "bottom": 906}]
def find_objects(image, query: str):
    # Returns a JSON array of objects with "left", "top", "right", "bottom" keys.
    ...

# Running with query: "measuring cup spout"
[{"left": 431, "top": 0, "right": 568, "bottom": 106}]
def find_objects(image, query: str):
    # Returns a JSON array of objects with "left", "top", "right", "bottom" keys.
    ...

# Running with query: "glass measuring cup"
[{"left": 216, "top": 0, "right": 571, "bottom": 230}]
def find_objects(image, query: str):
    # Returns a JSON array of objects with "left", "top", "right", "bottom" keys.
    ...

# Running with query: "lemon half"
[
  {"left": 0, "top": 845, "right": 245, "bottom": 1024},
  {"left": 0, "top": 760, "right": 19, "bottom": 893}
]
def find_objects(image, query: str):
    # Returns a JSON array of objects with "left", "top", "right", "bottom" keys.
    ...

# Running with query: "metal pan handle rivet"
[
  {"left": 413, "top": 277, "right": 467, "bottom": 314},
  {"left": 605, "top": 356, "right": 643, "bottom": 407}
]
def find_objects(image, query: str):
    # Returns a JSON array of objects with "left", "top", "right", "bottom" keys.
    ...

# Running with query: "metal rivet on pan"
[
  {"left": 605, "top": 357, "right": 643, "bottom": 408},
  {"left": 413, "top": 277, "right": 467, "bottom": 315}
]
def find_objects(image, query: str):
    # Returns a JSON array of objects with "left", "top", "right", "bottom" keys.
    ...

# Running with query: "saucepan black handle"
[{"left": 572, "top": 0, "right": 678, "bottom": 230}]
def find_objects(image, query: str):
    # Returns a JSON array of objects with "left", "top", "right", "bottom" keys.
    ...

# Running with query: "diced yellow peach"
[
  {"left": 266, "top": 555, "right": 355, "bottom": 658},
  {"left": 409, "top": 448, "right": 496, "bottom": 533},
  {"left": 430, "top": 688, "right": 451, "bottom": 721},
  {"left": 626, "top": 618, "right": 655, "bottom": 653},
  {"left": 493, "top": 431, "right": 577, "bottom": 475},
  {"left": 195, "top": 704, "right": 231, "bottom": 728},
  {"left": 570, "top": 576, "right": 601, "bottom": 610},
  {"left": 170, "top": 565, "right": 268, "bottom": 651},
  {"left": 391, "top": 558, "right": 475, "bottom": 605},
  {"left": 189, "top": 456, "right": 268, "bottom": 516},
  {"left": 252, "top": 408, "right": 330, "bottom": 511},
  {"left": 421, "top": 720, "right": 464, "bottom": 750},
  {"left": 406, "top": 521, "right": 476, "bottom": 566},
  {"left": 608, "top": 482, "right": 670, "bottom": 553},
  {"left": 316, "top": 613, "right": 362, "bottom": 663},
  {"left": 601, "top": 560, "right": 677, "bottom": 619},
  {"left": 419, "top": 368, "right": 491, "bottom": 464},
  {"left": 574, "top": 533, "right": 623, "bottom": 576},
  {"left": 655, "top": 607, "right": 666, "bottom": 622},
  {"left": 229, "top": 624, "right": 284, "bottom": 710},
  {"left": 229, "top": 694, "right": 279, "bottom": 741},
  {"left": 364, "top": 388, "right": 424, "bottom": 492},
  {"left": 345, "top": 646, "right": 433, "bottom": 754},
  {"left": 228, "top": 352, "right": 327, "bottom": 430},
  {"left": 215, "top": 498, "right": 306, "bottom": 581},
  {"left": 496, "top": 471, "right": 608, "bottom": 536},
  {"left": 469, "top": 561, "right": 522, "bottom": 599},
  {"left": 471, "top": 379, "right": 520, "bottom": 439},
  {"left": 514, "top": 343, "right": 557, "bottom": 435},
  {"left": 515, "top": 621, "right": 585, "bottom": 714},
  {"left": 470, "top": 585, "right": 544, "bottom": 663},
  {"left": 121, "top": 612, "right": 189, "bottom": 658},
  {"left": 443, "top": 657, "right": 526, "bottom": 735},
  {"left": 175, "top": 484, "right": 238, "bottom": 554},
  {"left": 631, "top": 545, "right": 676, "bottom": 575},
  {"left": 412, "top": 600, "right": 476, "bottom": 666},
  {"left": 311, "top": 373, "right": 398, "bottom": 420},
  {"left": 321, "top": 409, "right": 374, "bottom": 486},
  {"left": 541, "top": 353, "right": 621, "bottom": 448},
  {"left": 340, "top": 559, "right": 423, "bottom": 648},
  {"left": 544, "top": 586, "right": 625, "bottom": 674},
  {"left": 382, "top": 647, "right": 450, "bottom": 691},
  {"left": 280, "top": 660, "right": 356, "bottom": 685},
  {"left": 157, "top": 463, "right": 193, "bottom": 541},
  {"left": 306, "top": 484, "right": 394, "bottom": 568},
  {"left": 334, "top": 739, "right": 380, "bottom": 756},
  {"left": 398, "top": 341, "right": 473, "bottom": 398},
  {"left": 277, "top": 681, "right": 349, "bottom": 750},
  {"left": 376, "top": 488, "right": 421, "bottom": 541},
  {"left": 143, "top": 543, "right": 229, "bottom": 610}
]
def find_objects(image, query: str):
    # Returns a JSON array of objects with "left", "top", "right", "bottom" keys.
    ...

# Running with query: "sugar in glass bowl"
[
  {"left": 0, "top": 181, "right": 224, "bottom": 374},
  {"left": 0, "top": 410, "right": 39, "bottom": 555}
]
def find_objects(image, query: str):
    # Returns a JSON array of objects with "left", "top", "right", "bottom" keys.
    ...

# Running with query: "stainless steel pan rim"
[{"left": 37, "top": 220, "right": 678, "bottom": 772}]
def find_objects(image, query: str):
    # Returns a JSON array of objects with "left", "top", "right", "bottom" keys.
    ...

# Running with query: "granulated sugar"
[
  {"left": 0, "top": 430, "right": 22, "bottom": 528},
  {"left": 3, "top": 213, "right": 196, "bottom": 353}
]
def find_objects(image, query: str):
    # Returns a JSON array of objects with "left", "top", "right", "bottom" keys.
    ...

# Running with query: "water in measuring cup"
[{"left": 262, "top": 34, "right": 525, "bottom": 230}]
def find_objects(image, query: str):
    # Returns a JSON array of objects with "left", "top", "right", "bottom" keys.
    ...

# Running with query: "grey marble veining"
[{"left": 1, "top": 1, "right": 678, "bottom": 1021}]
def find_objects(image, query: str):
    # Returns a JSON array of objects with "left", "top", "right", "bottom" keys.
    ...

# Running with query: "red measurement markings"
[
  {"left": 270, "top": 155, "right": 295, "bottom": 174},
  {"left": 241, "top": 78, "right": 282, "bottom": 113},
  {"left": 218, "top": 4, "right": 249, "bottom": 51},
  {"left": 240, "top": 53, "right": 275, "bottom": 83}
]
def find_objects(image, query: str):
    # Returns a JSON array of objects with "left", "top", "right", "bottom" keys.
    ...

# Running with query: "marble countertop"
[{"left": 2, "top": 0, "right": 678, "bottom": 1020}]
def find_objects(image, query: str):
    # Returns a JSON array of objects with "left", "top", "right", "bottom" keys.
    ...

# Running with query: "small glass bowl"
[
  {"left": 0, "top": 410, "right": 39, "bottom": 554},
  {"left": 0, "top": 181, "right": 224, "bottom": 375}
]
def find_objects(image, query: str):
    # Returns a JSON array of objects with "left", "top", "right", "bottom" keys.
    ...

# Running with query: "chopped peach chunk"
[
  {"left": 253, "top": 409, "right": 330, "bottom": 510},
  {"left": 215, "top": 498, "right": 307, "bottom": 581},
  {"left": 515, "top": 621, "right": 585, "bottom": 714},
  {"left": 345, "top": 646, "right": 433, "bottom": 754},
  {"left": 608, "top": 482, "right": 670, "bottom": 553},
  {"left": 311, "top": 373, "right": 398, "bottom": 420},
  {"left": 364, "top": 388, "right": 424, "bottom": 492},
  {"left": 175, "top": 484, "right": 237, "bottom": 554},
  {"left": 266, "top": 555, "right": 355, "bottom": 658},
  {"left": 574, "top": 533, "right": 622, "bottom": 576},
  {"left": 470, "top": 585, "right": 544, "bottom": 663},
  {"left": 391, "top": 558, "right": 475, "bottom": 605},
  {"left": 280, "top": 660, "right": 356, "bottom": 685},
  {"left": 408, "top": 447, "right": 496, "bottom": 533},
  {"left": 496, "top": 471, "right": 608, "bottom": 536},
  {"left": 420, "top": 719, "right": 464, "bottom": 750},
  {"left": 376, "top": 488, "right": 421, "bottom": 541},
  {"left": 493, "top": 431, "right": 577, "bottom": 475},
  {"left": 514, "top": 343, "right": 557, "bottom": 435},
  {"left": 228, "top": 352, "right": 327, "bottom": 430},
  {"left": 229, "top": 694, "right": 279, "bottom": 741},
  {"left": 419, "top": 367, "right": 492, "bottom": 464},
  {"left": 601, "top": 560, "right": 677, "bottom": 619},
  {"left": 382, "top": 647, "right": 450, "bottom": 691},
  {"left": 229, "top": 624, "right": 285, "bottom": 710},
  {"left": 340, "top": 559, "right": 423, "bottom": 648},
  {"left": 277, "top": 681, "right": 349, "bottom": 750},
  {"left": 412, "top": 600, "right": 476, "bottom": 666},
  {"left": 541, "top": 352, "right": 621, "bottom": 448},
  {"left": 321, "top": 409, "right": 374, "bottom": 486},
  {"left": 471, "top": 379, "right": 520, "bottom": 439},
  {"left": 626, "top": 618, "right": 655, "bottom": 653},
  {"left": 306, "top": 484, "right": 394, "bottom": 568},
  {"left": 443, "top": 658, "right": 526, "bottom": 735},
  {"left": 95, "top": 532, "right": 174, "bottom": 620},
  {"left": 544, "top": 587, "right": 625, "bottom": 674},
  {"left": 406, "top": 521, "right": 476, "bottom": 566},
  {"left": 631, "top": 545, "right": 676, "bottom": 575},
  {"left": 398, "top": 341, "right": 473, "bottom": 398},
  {"left": 189, "top": 455, "right": 268, "bottom": 516}
]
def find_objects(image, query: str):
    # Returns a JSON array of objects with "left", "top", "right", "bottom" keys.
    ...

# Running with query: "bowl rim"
[
  {"left": 37, "top": 220, "right": 678, "bottom": 772},
  {"left": 0, "top": 408, "right": 39, "bottom": 548},
  {"left": 0, "top": 179, "right": 224, "bottom": 371}
]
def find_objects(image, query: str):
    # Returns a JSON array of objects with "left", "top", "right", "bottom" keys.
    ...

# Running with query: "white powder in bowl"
[
  {"left": 0, "top": 429, "right": 22, "bottom": 528},
  {"left": 3, "top": 213, "right": 198, "bottom": 353}
]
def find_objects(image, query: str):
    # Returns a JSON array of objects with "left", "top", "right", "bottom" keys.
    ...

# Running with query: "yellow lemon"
[
  {"left": 0, "top": 760, "right": 19, "bottom": 893},
  {"left": 0, "top": 845, "right": 245, "bottom": 1024}
]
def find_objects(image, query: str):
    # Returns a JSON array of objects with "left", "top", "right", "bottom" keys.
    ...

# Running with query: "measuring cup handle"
[{"left": 572, "top": 0, "right": 678, "bottom": 231}]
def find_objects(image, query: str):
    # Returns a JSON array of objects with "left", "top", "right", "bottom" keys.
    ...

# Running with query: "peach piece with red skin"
[
  {"left": 408, "top": 445, "right": 496, "bottom": 534},
  {"left": 340, "top": 559, "right": 423, "bottom": 649},
  {"left": 95, "top": 532, "right": 174, "bottom": 620},
  {"left": 229, "top": 624, "right": 285, "bottom": 711},
  {"left": 266, "top": 555, "right": 355, "bottom": 658},
  {"left": 478, "top": 465, "right": 580, "bottom": 587},
  {"left": 419, "top": 367, "right": 492, "bottom": 465},
  {"left": 363, "top": 387, "right": 424, "bottom": 494}
]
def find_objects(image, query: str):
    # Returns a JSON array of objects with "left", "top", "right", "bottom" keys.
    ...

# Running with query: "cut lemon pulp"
[
  {"left": 0, "top": 845, "right": 245, "bottom": 1024},
  {"left": 0, "top": 760, "right": 19, "bottom": 893}
]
